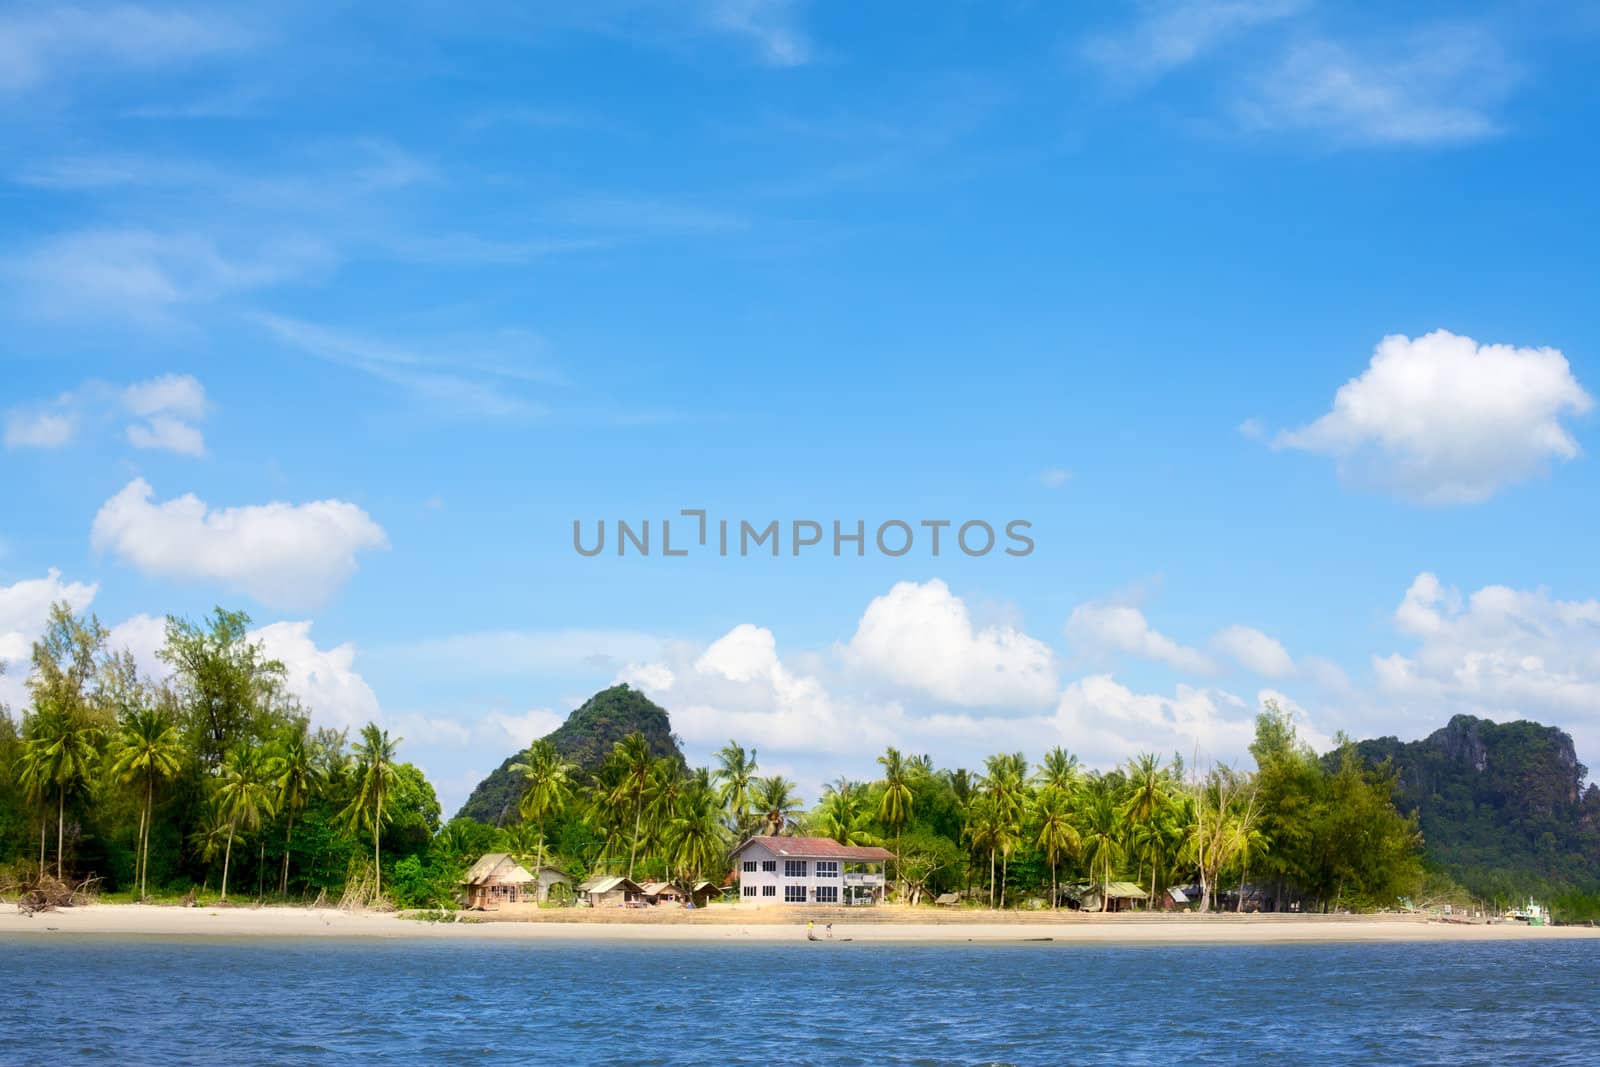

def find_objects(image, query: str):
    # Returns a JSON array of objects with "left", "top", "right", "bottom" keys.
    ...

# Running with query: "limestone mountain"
[
  {"left": 1352, "top": 715, "right": 1600, "bottom": 900},
  {"left": 454, "top": 684, "right": 686, "bottom": 825}
]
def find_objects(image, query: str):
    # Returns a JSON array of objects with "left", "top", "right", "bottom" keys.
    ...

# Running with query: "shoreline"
[{"left": 5, "top": 904, "right": 1598, "bottom": 945}]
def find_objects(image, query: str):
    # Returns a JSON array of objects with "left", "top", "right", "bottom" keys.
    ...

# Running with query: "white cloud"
[
  {"left": 106, "top": 612, "right": 171, "bottom": 683},
  {"left": 251, "top": 620, "right": 382, "bottom": 732},
  {"left": 0, "top": 4, "right": 250, "bottom": 94},
  {"left": 0, "top": 570, "right": 100, "bottom": 709},
  {"left": 4, "top": 410, "right": 76, "bottom": 449},
  {"left": 1052, "top": 674, "right": 1261, "bottom": 767},
  {"left": 1082, "top": 0, "right": 1306, "bottom": 83},
  {"left": 6, "top": 372, "right": 209, "bottom": 456},
  {"left": 90, "top": 478, "right": 388, "bottom": 611},
  {"left": 483, "top": 708, "right": 566, "bottom": 750},
  {"left": 702, "top": 0, "right": 811, "bottom": 67},
  {"left": 126, "top": 415, "right": 206, "bottom": 457},
  {"left": 12, "top": 228, "right": 331, "bottom": 325},
  {"left": 1235, "top": 30, "right": 1518, "bottom": 145},
  {"left": 1276, "top": 329, "right": 1592, "bottom": 504},
  {"left": 1212, "top": 624, "right": 1294, "bottom": 678},
  {"left": 842, "top": 579, "right": 1058, "bottom": 707},
  {"left": 1066, "top": 600, "right": 1214, "bottom": 674},
  {"left": 1039, "top": 468, "right": 1073, "bottom": 488}
]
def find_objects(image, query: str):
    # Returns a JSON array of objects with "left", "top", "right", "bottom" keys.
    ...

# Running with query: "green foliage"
[{"left": 455, "top": 685, "right": 685, "bottom": 824}]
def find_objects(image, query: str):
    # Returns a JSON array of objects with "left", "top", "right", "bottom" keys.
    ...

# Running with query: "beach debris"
[{"left": 7, "top": 871, "right": 100, "bottom": 916}]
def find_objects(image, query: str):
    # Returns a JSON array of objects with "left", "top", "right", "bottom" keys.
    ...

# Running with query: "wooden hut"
[
  {"left": 579, "top": 875, "right": 645, "bottom": 908},
  {"left": 462, "top": 853, "right": 536, "bottom": 909},
  {"left": 1065, "top": 881, "right": 1150, "bottom": 912},
  {"left": 640, "top": 881, "right": 687, "bottom": 906}
]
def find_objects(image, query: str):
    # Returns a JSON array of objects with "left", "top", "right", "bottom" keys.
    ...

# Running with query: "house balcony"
[{"left": 842, "top": 871, "right": 884, "bottom": 887}]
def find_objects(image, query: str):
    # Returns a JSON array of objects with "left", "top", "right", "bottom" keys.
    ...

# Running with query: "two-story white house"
[{"left": 730, "top": 836, "right": 894, "bottom": 906}]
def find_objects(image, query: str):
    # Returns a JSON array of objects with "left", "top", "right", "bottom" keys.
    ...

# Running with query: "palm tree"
[
  {"left": 877, "top": 747, "right": 915, "bottom": 895},
  {"left": 28, "top": 706, "right": 102, "bottom": 880},
  {"left": 713, "top": 739, "right": 758, "bottom": 835},
  {"left": 981, "top": 752, "right": 1028, "bottom": 908},
  {"left": 1034, "top": 789, "right": 1081, "bottom": 908},
  {"left": 1120, "top": 753, "right": 1170, "bottom": 901},
  {"left": 342, "top": 723, "right": 401, "bottom": 901},
  {"left": 271, "top": 724, "right": 325, "bottom": 896},
  {"left": 609, "top": 732, "right": 656, "bottom": 881},
  {"left": 510, "top": 739, "right": 575, "bottom": 874},
  {"left": 1035, "top": 746, "right": 1082, "bottom": 798},
  {"left": 110, "top": 707, "right": 184, "bottom": 900},
  {"left": 752, "top": 775, "right": 801, "bottom": 836},
  {"left": 664, "top": 774, "right": 726, "bottom": 891},
  {"left": 1234, "top": 821, "right": 1269, "bottom": 913},
  {"left": 214, "top": 741, "right": 278, "bottom": 902},
  {"left": 1079, "top": 790, "right": 1124, "bottom": 913},
  {"left": 15, "top": 734, "right": 53, "bottom": 872},
  {"left": 818, "top": 780, "right": 875, "bottom": 846},
  {"left": 963, "top": 794, "right": 1003, "bottom": 909}
]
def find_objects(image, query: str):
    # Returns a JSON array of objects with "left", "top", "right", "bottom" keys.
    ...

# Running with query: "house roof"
[
  {"left": 639, "top": 881, "right": 682, "bottom": 895},
  {"left": 584, "top": 876, "right": 643, "bottom": 894},
  {"left": 733, "top": 835, "right": 894, "bottom": 862},
  {"left": 462, "top": 853, "right": 535, "bottom": 886}
]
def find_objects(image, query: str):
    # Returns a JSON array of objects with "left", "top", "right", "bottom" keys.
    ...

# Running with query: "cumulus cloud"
[
  {"left": 1277, "top": 330, "right": 1592, "bottom": 504},
  {"left": 842, "top": 579, "right": 1058, "bottom": 708},
  {"left": 5, "top": 372, "right": 210, "bottom": 456},
  {"left": 1378, "top": 573, "right": 1600, "bottom": 715},
  {"left": 1212, "top": 624, "right": 1294, "bottom": 678},
  {"left": 1066, "top": 600, "right": 1214, "bottom": 674},
  {"left": 4, "top": 410, "right": 76, "bottom": 449},
  {"left": 250, "top": 620, "right": 383, "bottom": 731},
  {"left": 90, "top": 478, "right": 388, "bottom": 610},
  {"left": 1053, "top": 674, "right": 1261, "bottom": 767}
]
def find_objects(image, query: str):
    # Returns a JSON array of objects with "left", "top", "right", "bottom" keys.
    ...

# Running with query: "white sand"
[{"left": 4, "top": 903, "right": 1597, "bottom": 945}]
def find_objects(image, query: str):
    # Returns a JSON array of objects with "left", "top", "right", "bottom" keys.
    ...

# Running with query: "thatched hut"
[
  {"left": 462, "top": 853, "right": 536, "bottom": 909},
  {"left": 579, "top": 875, "right": 645, "bottom": 908},
  {"left": 1065, "top": 881, "right": 1149, "bottom": 912}
]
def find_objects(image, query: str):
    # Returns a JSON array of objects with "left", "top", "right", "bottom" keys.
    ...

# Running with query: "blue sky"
[{"left": 3, "top": 0, "right": 1599, "bottom": 813}]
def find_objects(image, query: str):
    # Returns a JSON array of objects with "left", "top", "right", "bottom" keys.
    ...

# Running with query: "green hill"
[
  {"left": 454, "top": 684, "right": 686, "bottom": 825},
  {"left": 1352, "top": 715, "right": 1600, "bottom": 901}
]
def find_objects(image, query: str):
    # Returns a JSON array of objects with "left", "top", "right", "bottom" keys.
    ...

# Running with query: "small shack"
[
  {"left": 1065, "top": 881, "right": 1150, "bottom": 913},
  {"left": 579, "top": 875, "right": 645, "bottom": 908},
  {"left": 640, "top": 881, "right": 687, "bottom": 906},
  {"left": 462, "top": 853, "right": 535, "bottom": 909}
]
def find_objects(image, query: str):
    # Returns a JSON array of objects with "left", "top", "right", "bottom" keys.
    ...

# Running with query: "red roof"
[{"left": 735, "top": 835, "right": 894, "bottom": 861}]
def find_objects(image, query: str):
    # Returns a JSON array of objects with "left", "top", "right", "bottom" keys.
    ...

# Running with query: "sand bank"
[{"left": 4, "top": 904, "right": 1597, "bottom": 945}]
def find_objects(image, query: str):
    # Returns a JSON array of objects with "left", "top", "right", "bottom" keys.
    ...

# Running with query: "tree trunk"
[
  {"left": 988, "top": 847, "right": 996, "bottom": 909},
  {"left": 57, "top": 787, "right": 66, "bottom": 880},
  {"left": 1051, "top": 860, "right": 1058, "bottom": 909},
  {"left": 136, "top": 778, "right": 150, "bottom": 902},
  {"left": 627, "top": 792, "right": 643, "bottom": 880},
  {"left": 221, "top": 824, "right": 235, "bottom": 903},
  {"left": 374, "top": 788, "right": 383, "bottom": 901},
  {"left": 1000, "top": 853, "right": 1009, "bottom": 910},
  {"left": 39, "top": 814, "right": 46, "bottom": 872},
  {"left": 535, "top": 820, "right": 545, "bottom": 884},
  {"left": 280, "top": 811, "right": 295, "bottom": 897},
  {"left": 1237, "top": 860, "right": 1248, "bottom": 913}
]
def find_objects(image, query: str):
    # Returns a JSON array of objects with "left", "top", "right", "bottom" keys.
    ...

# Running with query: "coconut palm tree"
[
  {"left": 963, "top": 794, "right": 1004, "bottom": 909},
  {"left": 877, "top": 747, "right": 915, "bottom": 894},
  {"left": 664, "top": 774, "right": 726, "bottom": 891},
  {"left": 271, "top": 724, "right": 325, "bottom": 896},
  {"left": 817, "top": 780, "right": 875, "bottom": 846},
  {"left": 1034, "top": 789, "right": 1081, "bottom": 908},
  {"left": 713, "top": 739, "right": 758, "bottom": 835},
  {"left": 342, "top": 723, "right": 401, "bottom": 901},
  {"left": 214, "top": 741, "right": 279, "bottom": 902},
  {"left": 510, "top": 738, "right": 575, "bottom": 875},
  {"left": 110, "top": 707, "right": 184, "bottom": 900},
  {"left": 609, "top": 732, "right": 656, "bottom": 880},
  {"left": 981, "top": 752, "right": 1028, "bottom": 908},
  {"left": 1079, "top": 790, "right": 1124, "bottom": 913},
  {"left": 752, "top": 775, "right": 801, "bottom": 836},
  {"left": 1034, "top": 746, "right": 1082, "bottom": 798},
  {"left": 28, "top": 706, "right": 102, "bottom": 880},
  {"left": 15, "top": 734, "right": 53, "bottom": 872},
  {"left": 1119, "top": 753, "right": 1171, "bottom": 899}
]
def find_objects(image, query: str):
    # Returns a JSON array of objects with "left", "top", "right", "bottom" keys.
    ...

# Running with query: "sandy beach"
[{"left": 5, "top": 904, "right": 1597, "bottom": 944}]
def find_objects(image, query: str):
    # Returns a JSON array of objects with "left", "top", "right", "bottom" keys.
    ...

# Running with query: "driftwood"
[{"left": 8, "top": 871, "right": 100, "bottom": 916}]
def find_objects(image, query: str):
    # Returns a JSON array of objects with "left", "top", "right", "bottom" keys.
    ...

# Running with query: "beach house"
[
  {"left": 729, "top": 836, "right": 894, "bottom": 906},
  {"left": 461, "top": 854, "right": 540, "bottom": 908},
  {"left": 579, "top": 875, "right": 646, "bottom": 908}
]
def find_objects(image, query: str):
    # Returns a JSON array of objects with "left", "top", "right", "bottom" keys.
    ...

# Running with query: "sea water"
[{"left": 2, "top": 937, "right": 1595, "bottom": 1064}]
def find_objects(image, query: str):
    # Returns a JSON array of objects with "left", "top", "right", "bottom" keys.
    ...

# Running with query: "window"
[
  {"left": 742, "top": 860, "right": 757, "bottom": 873},
  {"left": 816, "top": 861, "right": 838, "bottom": 878},
  {"left": 761, "top": 860, "right": 777, "bottom": 873},
  {"left": 815, "top": 885, "right": 838, "bottom": 904},
  {"left": 784, "top": 859, "right": 807, "bottom": 878},
  {"left": 743, "top": 885, "right": 757, "bottom": 898},
  {"left": 784, "top": 885, "right": 807, "bottom": 903},
  {"left": 762, "top": 885, "right": 776, "bottom": 898}
]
